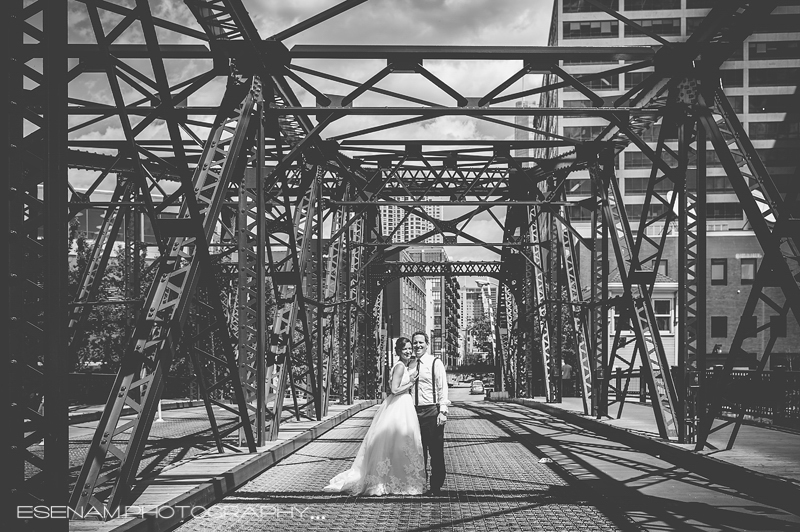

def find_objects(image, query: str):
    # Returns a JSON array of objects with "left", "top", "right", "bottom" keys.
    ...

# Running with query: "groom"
[{"left": 411, "top": 331, "right": 450, "bottom": 495}]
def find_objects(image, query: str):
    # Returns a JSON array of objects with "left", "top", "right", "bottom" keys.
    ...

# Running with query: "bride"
[{"left": 324, "top": 337, "right": 425, "bottom": 496}]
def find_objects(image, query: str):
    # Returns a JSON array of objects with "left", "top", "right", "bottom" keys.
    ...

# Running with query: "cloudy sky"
[{"left": 66, "top": 0, "right": 556, "bottom": 265}]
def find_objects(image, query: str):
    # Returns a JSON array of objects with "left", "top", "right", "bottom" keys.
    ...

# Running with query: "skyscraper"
[
  {"left": 380, "top": 197, "right": 444, "bottom": 244},
  {"left": 549, "top": 0, "right": 800, "bottom": 369}
]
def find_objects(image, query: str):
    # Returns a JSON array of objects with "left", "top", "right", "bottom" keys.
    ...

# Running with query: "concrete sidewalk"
[
  {"left": 491, "top": 396, "right": 800, "bottom": 515},
  {"left": 69, "top": 399, "right": 205, "bottom": 425},
  {"left": 67, "top": 400, "right": 378, "bottom": 532}
]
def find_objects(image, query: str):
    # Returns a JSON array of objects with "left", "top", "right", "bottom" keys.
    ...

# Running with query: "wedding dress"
[{"left": 324, "top": 362, "right": 425, "bottom": 496}]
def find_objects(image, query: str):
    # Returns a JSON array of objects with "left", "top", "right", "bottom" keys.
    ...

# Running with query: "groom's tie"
[{"left": 415, "top": 362, "right": 419, "bottom": 406}]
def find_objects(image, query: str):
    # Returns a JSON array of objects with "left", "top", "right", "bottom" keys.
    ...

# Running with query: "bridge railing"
[{"left": 605, "top": 367, "right": 800, "bottom": 430}]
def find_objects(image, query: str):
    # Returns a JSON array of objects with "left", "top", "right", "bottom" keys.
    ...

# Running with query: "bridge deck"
[{"left": 66, "top": 394, "right": 800, "bottom": 532}]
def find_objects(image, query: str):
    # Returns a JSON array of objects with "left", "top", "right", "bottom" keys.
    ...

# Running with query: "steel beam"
[{"left": 69, "top": 78, "right": 259, "bottom": 516}]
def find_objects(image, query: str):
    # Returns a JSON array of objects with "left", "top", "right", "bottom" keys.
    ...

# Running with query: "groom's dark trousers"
[{"left": 416, "top": 404, "right": 445, "bottom": 491}]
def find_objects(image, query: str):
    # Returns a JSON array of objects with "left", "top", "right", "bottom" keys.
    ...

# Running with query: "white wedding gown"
[{"left": 324, "top": 362, "right": 425, "bottom": 496}]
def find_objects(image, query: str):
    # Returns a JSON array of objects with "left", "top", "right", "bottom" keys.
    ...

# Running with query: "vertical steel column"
[
  {"left": 548, "top": 203, "right": 563, "bottom": 404},
  {"left": 319, "top": 186, "right": 349, "bottom": 415},
  {"left": 591, "top": 169, "right": 609, "bottom": 418},
  {"left": 677, "top": 118, "right": 690, "bottom": 443},
  {"left": 692, "top": 122, "right": 707, "bottom": 444},
  {"left": 345, "top": 215, "right": 365, "bottom": 404},
  {"left": 124, "top": 192, "right": 142, "bottom": 340},
  {"left": 45, "top": 0, "right": 69, "bottom": 526},
  {"left": 237, "top": 107, "right": 267, "bottom": 444},
  {"left": 527, "top": 206, "right": 554, "bottom": 401},
  {"left": 558, "top": 206, "right": 593, "bottom": 414},
  {"left": 6, "top": 2, "right": 27, "bottom": 523}
]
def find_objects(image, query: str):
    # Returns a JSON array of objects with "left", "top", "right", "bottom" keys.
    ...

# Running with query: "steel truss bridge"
[{"left": 5, "top": 0, "right": 798, "bottom": 524}]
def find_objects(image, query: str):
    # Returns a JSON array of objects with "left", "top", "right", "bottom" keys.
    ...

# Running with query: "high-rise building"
[
  {"left": 384, "top": 250, "right": 428, "bottom": 366},
  {"left": 459, "top": 279, "right": 498, "bottom": 364},
  {"left": 380, "top": 198, "right": 443, "bottom": 244},
  {"left": 405, "top": 247, "right": 461, "bottom": 368},
  {"left": 549, "top": 0, "right": 800, "bottom": 369}
]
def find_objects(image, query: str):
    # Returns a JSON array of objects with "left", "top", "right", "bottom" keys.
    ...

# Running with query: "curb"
[
  {"left": 94, "top": 400, "right": 379, "bottom": 532},
  {"left": 491, "top": 397, "right": 800, "bottom": 517}
]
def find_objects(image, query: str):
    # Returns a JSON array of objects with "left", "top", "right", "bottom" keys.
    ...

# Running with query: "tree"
[
  {"left": 68, "top": 218, "right": 154, "bottom": 373},
  {"left": 467, "top": 314, "right": 494, "bottom": 364}
]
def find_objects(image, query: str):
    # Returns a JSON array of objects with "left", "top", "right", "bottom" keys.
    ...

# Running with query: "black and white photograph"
[{"left": 5, "top": 0, "right": 800, "bottom": 530}]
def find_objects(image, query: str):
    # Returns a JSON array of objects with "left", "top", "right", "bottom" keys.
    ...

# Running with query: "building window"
[
  {"left": 706, "top": 176, "right": 734, "bottom": 192},
  {"left": 706, "top": 203, "right": 743, "bottom": 220},
  {"left": 624, "top": 150, "right": 678, "bottom": 169},
  {"left": 625, "top": 177, "right": 672, "bottom": 194},
  {"left": 687, "top": 0, "right": 722, "bottom": 7},
  {"left": 564, "top": 125, "right": 608, "bottom": 140},
  {"left": 758, "top": 148, "right": 799, "bottom": 169},
  {"left": 568, "top": 205, "right": 593, "bottom": 221},
  {"left": 720, "top": 69, "right": 744, "bottom": 88},
  {"left": 711, "top": 316, "right": 727, "bottom": 338},
  {"left": 754, "top": 15, "right": 800, "bottom": 34},
  {"left": 563, "top": 20, "right": 619, "bottom": 40},
  {"left": 711, "top": 259, "right": 727, "bottom": 285},
  {"left": 624, "top": 18, "right": 681, "bottom": 37},
  {"left": 725, "top": 95, "right": 744, "bottom": 113},
  {"left": 750, "top": 94, "right": 797, "bottom": 114},
  {"left": 625, "top": 0, "right": 680, "bottom": 9},
  {"left": 563, "top": 0, "right": 619, "bottom": 12},
  {"left": 750, "top": 41, "right": 800, "bottom": 61},
  {"left": 749, "top": 121, "right": 800, "bottom": 141},
  {"left": 625, "top": 203, "right": 668, "bottom": 222},
  {"left": 654, "top": 299, "right": 673, "bottom": 333},
  {"left": 625, "top": 71, "right": 653, "bottom": 90},
  {"left": 652, "top": 259, "right": 668, "bottom": 277},
  {"left": 740, "top": 258, "right": 757, "bottom": 285},
  {"left": 639, "top": 123, "right": 678, "bottom": 142},
  {"left": 563, "top": 75, "right": 619, "bottom": 92},
  {"left": 750, "top": 68, "right": 800, "bottom": 87}
]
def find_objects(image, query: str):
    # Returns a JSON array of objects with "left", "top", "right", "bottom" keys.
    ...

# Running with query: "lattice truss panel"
[
  {"left": 69, "top": 77, "right": 260, "bottom": 516},
  {"left": 262, "top": 164, "right": 320, "bottom": 438},
  {"left": 557, "top": 204, "right": 593, "bottom": 414},
  {"left": 526, "top": 207, "right": 555, "bottom": 402},
  {"left": 694, "top": 82, "right": 800, "bottom": 450},
  {"left": 593, "top": 155, "right": 680, "bottom": 440}
]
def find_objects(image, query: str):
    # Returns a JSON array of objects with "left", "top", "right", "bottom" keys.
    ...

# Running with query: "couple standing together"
[{"left": 324, "top": 331, "right": 449, "bottom": 496}]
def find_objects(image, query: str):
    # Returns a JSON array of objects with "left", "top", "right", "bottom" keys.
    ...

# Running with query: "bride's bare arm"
[
  {"left": 389, "top": 363, "right": 406, "bottom": 394},
  {"left": 390, "top": 364, "right": 416, "bottom": 395}
]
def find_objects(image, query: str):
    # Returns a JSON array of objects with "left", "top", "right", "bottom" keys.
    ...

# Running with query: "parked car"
[{"left": 470, "top": 380, "right": 484, "bottom": 395}]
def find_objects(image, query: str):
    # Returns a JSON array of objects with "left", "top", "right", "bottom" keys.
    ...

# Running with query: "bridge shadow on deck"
[{"left": 463, "top": 402, "right": 800, "bottom": 531}]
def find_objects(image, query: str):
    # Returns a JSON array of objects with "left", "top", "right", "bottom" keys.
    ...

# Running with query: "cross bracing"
[{"left": 5, "top": 0, "right": 795, "bottom": 525}]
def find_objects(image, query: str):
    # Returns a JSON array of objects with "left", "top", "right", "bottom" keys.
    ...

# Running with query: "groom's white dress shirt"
[{"left": 415, "top": 353, "right": 450, "bottom": 414}]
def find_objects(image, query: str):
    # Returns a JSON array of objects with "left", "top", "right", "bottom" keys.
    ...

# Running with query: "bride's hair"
[{"left": 394, "top": 337, "right": 411, "bottom": 352}]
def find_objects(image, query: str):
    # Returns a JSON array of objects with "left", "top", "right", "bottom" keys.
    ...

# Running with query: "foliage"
[{"left": 68, "top": 216, "right": 162, "bottom": 374}]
